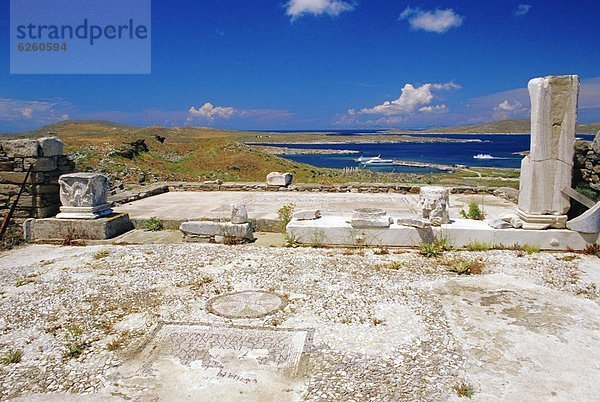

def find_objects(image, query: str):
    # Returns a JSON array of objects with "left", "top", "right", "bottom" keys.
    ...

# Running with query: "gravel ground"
[{"left": 0, "top": 243, "right": 599, "bottom": 401}]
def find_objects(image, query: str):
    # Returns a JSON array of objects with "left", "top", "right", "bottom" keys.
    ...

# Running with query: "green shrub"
[
  {"left": 460, "top": 201, "right": 486, "bottom": 220},
  {"left": 277, "top": 203, "right": 295, "bottom": 233},
  {"left": 420, "top": 237, "right": 453, "bottom": 258},
  {"left": 144, "top": 217, "right": 164, "bottom": 231}
]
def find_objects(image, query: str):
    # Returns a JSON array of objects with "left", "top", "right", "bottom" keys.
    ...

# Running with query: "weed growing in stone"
[
  {"left": 460, "top": 200, "right": 486, "bottom": 220},
  {"left": 583, "top": 243, "right": 600, "bottom": 257},
  {"left": 374, "top": 247, "right": 389, "bottom": 255},
  {"left": 93, "top": 250, "right": 109, "bottom": 260},
  {"left": 144, "top": 217, "right": 164, "bottom": 231},
  {"left": 64, "top": 324, "right": 86, "bottom": 358},
  {"left": 453, "top": 381, "right": 475, "bottom": 398},
  {"left": 376, "top": 261, "right": 402, "bottom": 270},
  {"left": 447, "top": 259, "right": 484, "bottom": 275},
  {"left": 420, "top": 238, "right": 451, "bottom": 258},
  {"left": 0, "top": 349, "right": 23, "bottom": 365},
  {"left": 465, "top": 241, "right": 491, "bottom": 251}
]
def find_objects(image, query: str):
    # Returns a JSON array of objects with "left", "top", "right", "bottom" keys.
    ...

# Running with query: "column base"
[
  {"left": 56, "top": 203, "right": 113, "bottom": 220},
  {"left": 516, "top": 209, "right": 568, "bottom": 230}
]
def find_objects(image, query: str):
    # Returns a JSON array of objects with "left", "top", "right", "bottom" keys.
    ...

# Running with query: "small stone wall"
[
  {"left": 0, "top": 137, "right": 75, "bottom": 222},
  {"left": 574, "top": 131, "right": 600, "bottom": 195}
]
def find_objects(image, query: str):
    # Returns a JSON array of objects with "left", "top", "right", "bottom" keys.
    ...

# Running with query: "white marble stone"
[
  {"left": 56, "top": 173, "right": 112, "bottom": 219},
  {"left": 396, "top": 217, "right": 432, "bottom": 229},
  {"left": 180, "top": 221, "right": 253, "bottom": 240},
  {"left": 417, "top": 186, "right": 450, "bottom": 225},
  {"left": 287, "top": 216, "right": 598, "bottom": 250},
  {"left": 485, "top": 219, "right": 512, "bottom": 229},
  {"left": 351, "top": 208, "right": 392, "bottom": 228},
  {"left": 266, "top": 172, "right": 292, "bottom": 186},
  {"left": 293, "top": 209, "right": 322, "bottom": 221},
  {"left": 517, "top": 75, "right": 580, "bottom": 227},
  {"left": 231, "top": 203, "right": 248, "bottom": 224},
  {"left": 567, "top": 202, "right": 600, "bottom": 234}
]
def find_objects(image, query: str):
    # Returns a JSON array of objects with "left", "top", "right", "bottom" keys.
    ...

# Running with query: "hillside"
[
  {"left": 4, "top": 120, "right": 442, "bottom": 187},
  {"left": 418, "top": 119, "right": 600, "bottom": 134}
]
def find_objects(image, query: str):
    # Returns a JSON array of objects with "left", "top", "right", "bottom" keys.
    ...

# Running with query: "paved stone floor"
[
  {"left": 114, "top": 191, "right": 515, "bottom": 222},
  {"left": 1, "top": 243, "right": 599, "bottom": 401}
]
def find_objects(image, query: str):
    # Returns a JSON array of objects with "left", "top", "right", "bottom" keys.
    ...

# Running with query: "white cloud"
[
  {"left": 285, "top": 0, "right": 354, "bottom": 21},
  {"left": 188, "top": 102, "right": 237, "bottom": 120},
  {"left": 419, "top": 104, "right": 448, "bottom": 113},
  {"left": 0, "top": 98, "right": 70, "bottom": 124},
  {"left": 357, "top": 82, "right": 460, "bottom": 116},
  {"left": 515, "top": 4, "right": 531, "bottom": 17},
  {"left": 494, "top": 99, "right": 522, "bottom": 112},
  {"left": 399, "top": 7, "right": 464, "bottom": 33}
]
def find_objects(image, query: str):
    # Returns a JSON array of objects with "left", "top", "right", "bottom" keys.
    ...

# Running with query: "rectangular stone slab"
[
  {"left": 287, "top": 216, "right": 599, "bottom": 250},
  {"left": 24, "top": 213, "right": 134, "bottom": 241},
  {"left": 180, "top": 221, "right": 253, "bottom": 239}
]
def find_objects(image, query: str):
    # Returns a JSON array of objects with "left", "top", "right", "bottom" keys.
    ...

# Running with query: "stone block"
[
  {"left": 24, "top": 157, "right": 57, "bottom": 172},
  {"left": 266, "top": 172, "right": 292, "bottom": 186},
  {"left": 57, "top": 173, "right": 112, "bottom": 219},
  {"left": 231, "top": 203, "right": 248, "bottom": 224},
  {"left": 350, "top": 208, "right": 392, "bottom": 228},
  {"left": 293, "top": 209, "right": 322, "bottom": 221},
  {"left": 417, "top": 186, "right": 450, "bottom": 225},
  {"left": 0, "top": 139, "right": 39, "bottom": 157},
  {"left": 396, "top": 217, "right": 431, "bottom": 229},
  {"left": 180, "top": 221, "right": 253, "bottom": 240},
  {"left": 38, "top": 137, "right": 65, "bottom": 157},
  {"left": 566, "top": 202, "right": 600, "bottom": 234},
  {"left": 25, "top": 213, "right": 134, "bottom": 241}
]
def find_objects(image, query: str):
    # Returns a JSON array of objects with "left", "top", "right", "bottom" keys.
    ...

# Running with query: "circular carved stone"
[{"left": 207, "top": 291, "right": 287, "bottom": 319}]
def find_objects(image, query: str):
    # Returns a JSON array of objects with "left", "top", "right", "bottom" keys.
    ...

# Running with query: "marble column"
[{"left": 517, "top": 75, "right": 580, "bottom": 229}]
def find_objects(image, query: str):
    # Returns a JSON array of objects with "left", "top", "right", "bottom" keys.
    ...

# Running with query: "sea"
[{"left": 252, "top": 131, "right": 595, "bottom": 174}]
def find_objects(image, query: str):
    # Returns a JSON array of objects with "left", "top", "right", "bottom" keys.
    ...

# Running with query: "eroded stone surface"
[
  {"left": 350, "top": 208, "right": 392, "bottom": 228},
  {"left": 231, "top": 203, "right": 248, "bottom": 224},
  {"left": 417, "top": 186, "right": 450, "bottom": 225},
  {"left": 207, "top": 291, "right": 287, "bottom": 319},
  {"left": 0, "top": 244, "right": 599, "bottom": 400}
]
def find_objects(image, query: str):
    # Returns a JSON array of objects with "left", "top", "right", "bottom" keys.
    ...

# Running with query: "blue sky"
[{"left": 1, "top": 0, "right": 599, "bottom": 132}]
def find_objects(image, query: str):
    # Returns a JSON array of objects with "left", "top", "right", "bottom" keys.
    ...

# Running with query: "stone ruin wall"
[
  {"left": 573, "top": 131, "right": 600, "bottom": 196},
  {"left": 0, "top": 137, "right": 75, "bottom": 224}
]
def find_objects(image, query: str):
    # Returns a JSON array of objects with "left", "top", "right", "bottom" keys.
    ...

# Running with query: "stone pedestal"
[
  {"left": 517, "top": 75, "right": 579, "bottom": 229},
  {"left": 266, "top": 172, "right": 292, "bottom": 187},
  {"left": 417, "top": 186, "right": 450, "bottom": 226},
  {"left": 57, "top": 173, "right": 113, "bottom": 219}
]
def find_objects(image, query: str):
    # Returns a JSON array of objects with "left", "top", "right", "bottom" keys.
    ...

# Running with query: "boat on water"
[
  {"left": 473, "top": 154, "right": 494, "bottom": 160},
  {"left": 362, "top": 156, "right": 395, "bottom": 165},
  {"left": 355, "top": 155, "right": 382, "bottom": 162}
]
